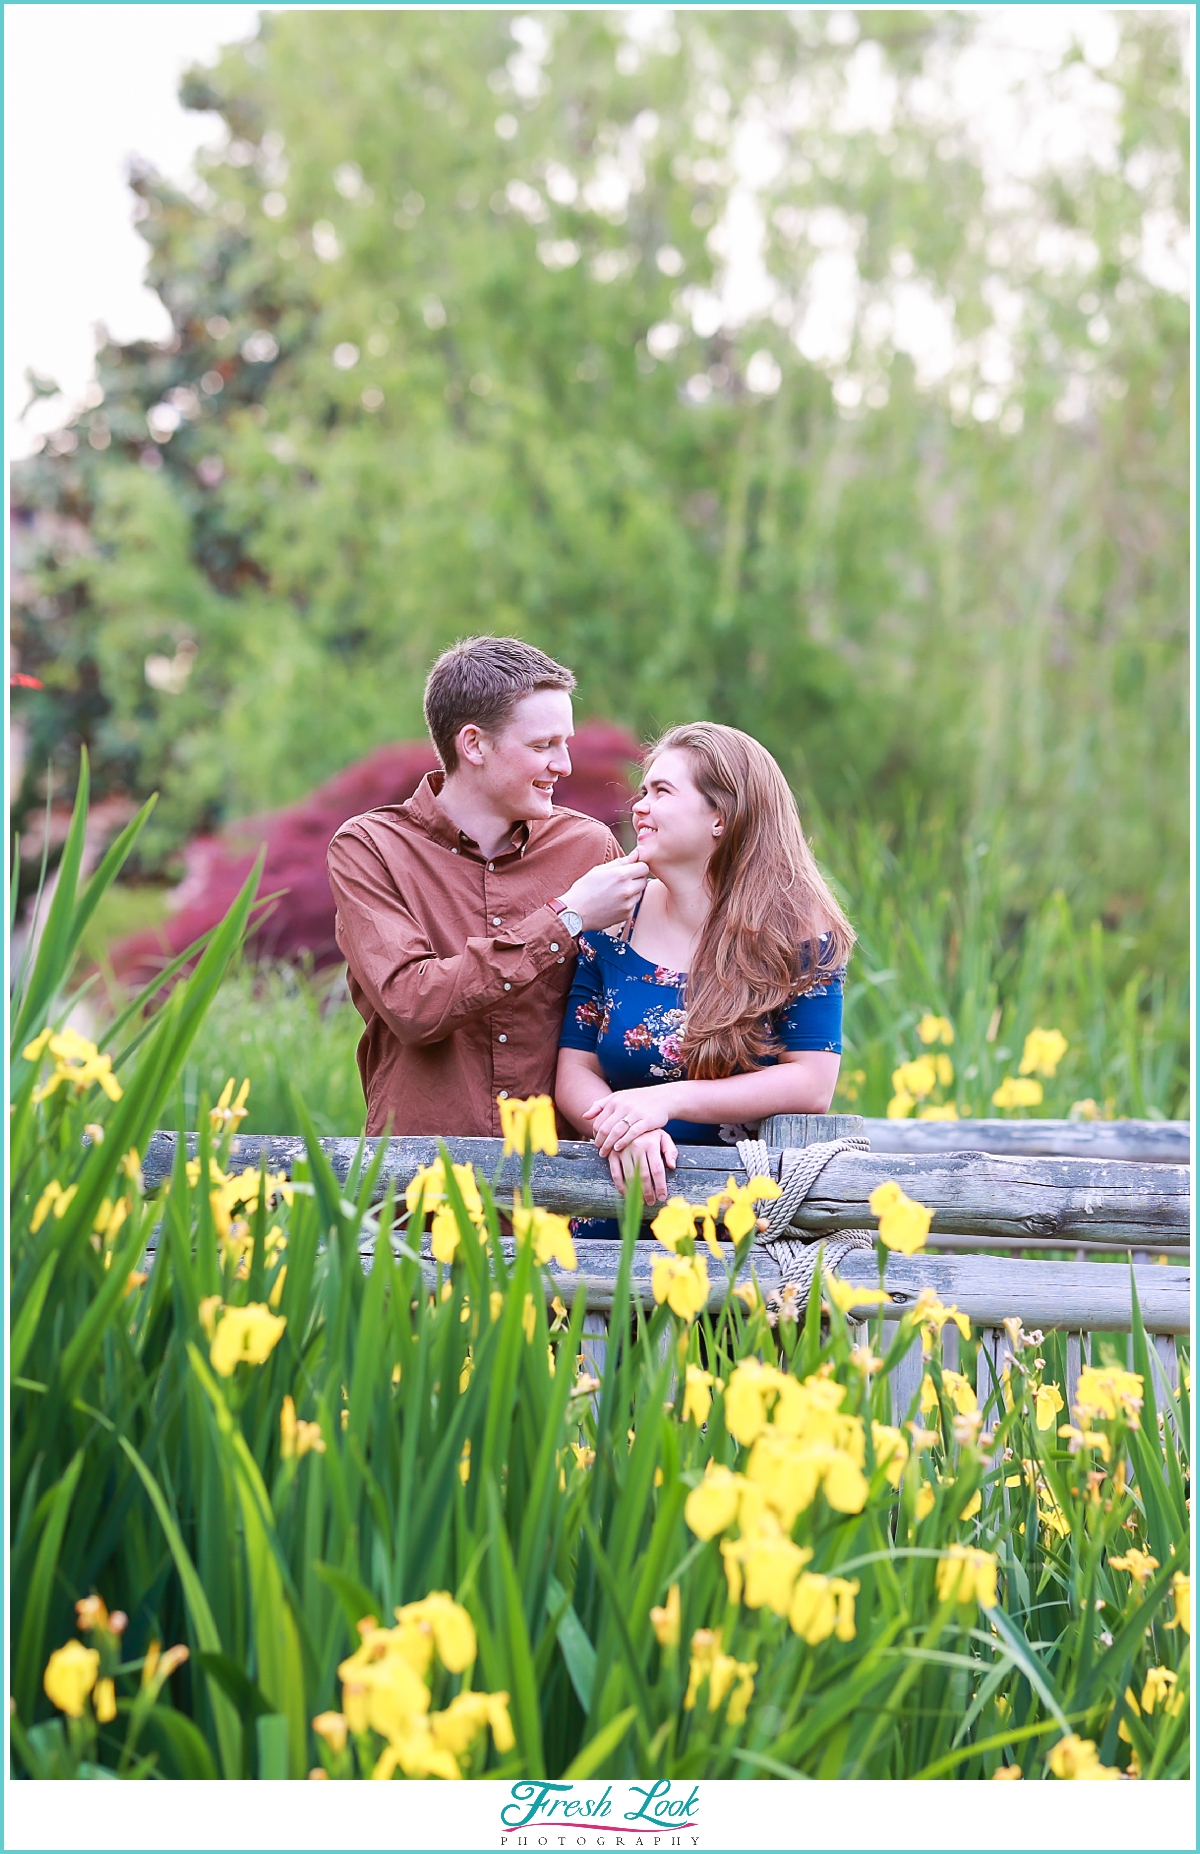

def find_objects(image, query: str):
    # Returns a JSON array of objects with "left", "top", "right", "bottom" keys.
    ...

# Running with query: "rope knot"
[{"left": 734, "top": 1134, "right": 875, "bottom": 1319}]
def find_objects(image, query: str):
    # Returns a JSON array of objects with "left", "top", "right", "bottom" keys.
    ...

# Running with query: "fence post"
[
  {"left": 759, "top": 1113, "right": 866, "bottom": 1150},
  {"left": 1065, "top": 1333, "right": 1083, "bottom": 1414},
  {"left": 581, "top": 1311, "right": 609, "bottom": 1393},
  {"left": 885, "top": 1327, "right": 924, "bottom": 1424},
  {"left": 1154, "top": 1332, "right": 1179, "bottom": 1394}
]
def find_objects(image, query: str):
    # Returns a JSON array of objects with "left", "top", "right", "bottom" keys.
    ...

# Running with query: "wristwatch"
[{"left": 548, "top": 897, "right": 584, "bottom": 939}]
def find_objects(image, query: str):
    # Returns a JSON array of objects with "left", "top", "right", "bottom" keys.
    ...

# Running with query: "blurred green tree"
[{"left": 10, "top": 8, "right": 1188, "bottom": 968}]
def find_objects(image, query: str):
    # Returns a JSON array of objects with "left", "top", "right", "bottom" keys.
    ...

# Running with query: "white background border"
[{"left": 3, "top": 1777, "right": 1199, "bottom": 1851}]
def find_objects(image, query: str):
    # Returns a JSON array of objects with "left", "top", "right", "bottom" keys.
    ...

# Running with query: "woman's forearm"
[
  {"left": 667, "top": 1056, "right": 840, "bottom": 1124},
  {"left": 555, "top": 1052, "right": 613, "bottom": 1136}
]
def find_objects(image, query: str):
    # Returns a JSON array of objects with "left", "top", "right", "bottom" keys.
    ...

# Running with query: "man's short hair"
[{"left": 423, "top": 636, "right": 577, "bottom": 772}]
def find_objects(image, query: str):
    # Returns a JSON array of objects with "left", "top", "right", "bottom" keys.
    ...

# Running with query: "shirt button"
[
  {"left": 492, "top": 917, "right": 502, "bottom": 926},
  {"left": 498, "top": 1089, "right": 509, "bottom": 1099},
  {"left": 550, "top": 941, "right": 560, "bottom": 952},
  {"left": 451, "top": 847, "right": 458, "bottom": 855},
  {"left": 487, "top": 862, "right": 495, "bottom": 871},
  {"left": 557, "top": 956, "right": 565, "bottom": 964},
  {"left": 503, "top": 982, "right": 512, "bottom": 991},
  {"left": 498, "top": 1033, "right": 508, "bottom": 1043}
]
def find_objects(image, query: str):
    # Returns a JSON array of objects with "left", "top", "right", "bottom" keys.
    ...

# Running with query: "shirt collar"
[{"left": 408, "top": 770, "right": 532, "bottom": 858}]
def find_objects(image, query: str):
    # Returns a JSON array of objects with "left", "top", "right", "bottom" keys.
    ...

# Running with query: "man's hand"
[
  {"left": 559, "top": 848, "right": 649, "bottom": 933},
  {"left": 603, "top": 1128, "right": 678, "bottom": 1204}
]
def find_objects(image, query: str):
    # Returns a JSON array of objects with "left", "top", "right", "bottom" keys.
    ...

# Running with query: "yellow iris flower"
[
  {"left": 651, "top": 1250, "right": 709, "bottom": 1320},
  {"left": 870, "top": 1422, "right": 909, "bottom": 1487},
  {"left": 1107, "top": 1546, "right": 1160, "bottom": 1584},
  {"left": 651, "top": 1196, "right": 699, "bottom": 1252},
  {"left": 684, "top": 1464, "right": 742, "bottom": 1541},
  {"left": 511, "top": 1203, "right": 577, "bottom": 1270},
  {"left": 650, "top": 1584, "right": 681, "bottom": 1648},
  {"left": 497, "top": 1093, "right": 558, "bottom": 1157},
  {"left": 824, "top": 1271, "right": 892, "bottom": 1317},
  {"left": 1019, "top": 1027, "right": 1068, "bottom": 1078},
  {"left": 683, "top": 1630, "right": 756, "bottom": 1725},
  {"left": 682, "top": 1364, "right": 720, "bottom": 1425},
  {"left": 1073, "top": 1364, "right": 1144, "bottom": 1426},
  {"left": 992, "top": 1075, "right": 1043, "bottom": 1110},
  {"left": 30, "top": 1180, "right": 78, "bottom": 1232},
  {"left": 43, "top": 1640, "right": 100, "bottom": 1718},
  {"left": 208, "top": 1303, "right": 287, "bottom": 1376},
  {"left": 24, "top": 1027, "right": 123, "bottom": 1104},
  {"left": 1047, "top": 1735, "right": 1119, "bottom": 1781},
  {"left": 720, "top": 1522, "right": 811, "bottom": 1614},
  {"left": 936, "top": 1544, "right": 999, "bottom": 1610},
  {"left": 789, "top": 1572, "right": 859, "bottom": 1645},
  {"left": 868, "top": 1180, "right": 933, "bottom": 1254},
  {"left": 312, "top": 1710, "right": 348, "bottom": 1755}
]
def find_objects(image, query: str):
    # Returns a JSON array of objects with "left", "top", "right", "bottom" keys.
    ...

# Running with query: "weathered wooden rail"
[
  {"left": 143, "top": 1110, "right": 1190, "bottom": 1416},
  {"left": 143, "top": 1132, "right": 1189, "bottom": 1251},
  {"left": 863, "top": 1117, "right": 1189, "bottom": 1166},
  {"left": 143, "top": 1111, "right": 1190, "bottom": 1371}
]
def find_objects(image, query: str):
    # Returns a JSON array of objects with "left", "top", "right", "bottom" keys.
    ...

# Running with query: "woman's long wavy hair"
[{"left": 643, "top": 723, "right": 855, "bottom": 1079}]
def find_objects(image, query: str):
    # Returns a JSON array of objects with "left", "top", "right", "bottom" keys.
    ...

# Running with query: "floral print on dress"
[
  {"left": 621, "top": 1003, "right": 687, "bottom": 1078},
  {"left": 573, "top": 994, "right": 611, "bottom": 1038},
  {"left": 561, "top": 929, "right": 844, "bottom": 1147}
]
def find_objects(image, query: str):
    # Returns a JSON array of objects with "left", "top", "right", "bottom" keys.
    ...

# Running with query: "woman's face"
[{"left": 631, "top": 748, "right": 723, "bottom": 871}]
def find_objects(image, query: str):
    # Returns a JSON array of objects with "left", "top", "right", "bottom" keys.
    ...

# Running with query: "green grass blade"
[
  {"left": 117, "top": 1436, "right": 242, "bottom": 1777},
  {"left": 560, "top": 1705, "right": 637, "bottom": 1779},
  {"left": 13, "top": 1450, "right": 84, "bottom": 1723},
  {"left": 11, "top": 751, "right": 90, "bottom": 1054},
  {"left": 10, "top": 1249, "right": 58, "bottom": 1381}
]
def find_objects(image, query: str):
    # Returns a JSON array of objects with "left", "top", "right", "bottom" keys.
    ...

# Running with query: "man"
[{"left": 327, "top": 636, "right": 648, "bottom": 1137}]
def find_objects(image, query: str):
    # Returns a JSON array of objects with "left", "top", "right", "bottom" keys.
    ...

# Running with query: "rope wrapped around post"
[{"left": 736, "top": 1135, "right": 876, "bottom": 1316}]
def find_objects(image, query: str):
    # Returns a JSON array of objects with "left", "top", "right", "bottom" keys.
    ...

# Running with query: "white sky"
[{"left": 5, "top": 4, "right": 263, "bottom": 460}]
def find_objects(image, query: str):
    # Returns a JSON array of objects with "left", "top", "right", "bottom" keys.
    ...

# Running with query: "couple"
[{"left": 327, "top": 636, "right": 852, "bottom": 1223}]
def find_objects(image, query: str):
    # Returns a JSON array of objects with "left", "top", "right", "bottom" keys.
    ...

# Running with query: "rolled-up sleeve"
[{"left": 328, "top": 829, "right": 574, "bottom": 1047}]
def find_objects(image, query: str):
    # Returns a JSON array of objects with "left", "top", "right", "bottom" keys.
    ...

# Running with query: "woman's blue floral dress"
[{"left": 558, "top": 927, "right": 844, "bottom": 1238}]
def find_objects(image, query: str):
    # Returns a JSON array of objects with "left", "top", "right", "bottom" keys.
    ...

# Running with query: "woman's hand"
[
  {"left": 604, "top": 1128, "right": 678, "bottom": 1204},
  {"left": 584, "top": 1085, "right": 681, "bottom": 1157}
]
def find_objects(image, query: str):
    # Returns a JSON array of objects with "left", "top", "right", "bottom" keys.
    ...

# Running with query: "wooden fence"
[
  {"left": 143, "top": 1112, "right": 1190, "bottom": 1416},
  {"left": 862, "top": 1117, "right": 1189, "bottom": 1166}
]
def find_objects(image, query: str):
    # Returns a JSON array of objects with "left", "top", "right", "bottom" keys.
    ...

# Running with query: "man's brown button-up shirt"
[{"left": 327, "top": 772, "right": 622, "bottom": 1136}]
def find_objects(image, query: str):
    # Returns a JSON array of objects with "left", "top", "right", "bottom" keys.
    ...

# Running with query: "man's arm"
[
  {"left": 328, "top": 830, "right": 574, "bottom": 1047},
  {"left": 327, "top": 828, "right": 647, "bottom": 1048}
]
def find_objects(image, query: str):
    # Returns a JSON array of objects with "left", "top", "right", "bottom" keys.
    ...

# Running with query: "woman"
[{"left": 556, "top": 723, "right": 853, "bottom": 1228}]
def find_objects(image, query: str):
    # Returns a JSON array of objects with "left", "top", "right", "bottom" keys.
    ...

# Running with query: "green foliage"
[
  {"left": 828, "top": 813, "right": 1190, "bottom": 1121},
  {"left": 10, "top": 9, "right": 1189, "bottom": 980},
  {"left": 8, "top": 783, "right": 1190, "bottom": 1781},
  {"left": 164, "top": 961, "right": 366, "bottom": 1138}
]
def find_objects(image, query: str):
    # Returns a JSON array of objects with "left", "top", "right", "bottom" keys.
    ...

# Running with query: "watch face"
[{"left": 561, "top": 909, "right": 584, "bottom": 938}]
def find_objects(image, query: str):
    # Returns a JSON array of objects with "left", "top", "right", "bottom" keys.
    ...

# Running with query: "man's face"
[{"left": 472, "top": 688, "right": 575, "bottom": 823}]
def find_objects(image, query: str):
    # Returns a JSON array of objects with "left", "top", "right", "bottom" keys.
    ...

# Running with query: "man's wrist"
[{"left": 548, "top": 895, "right": 584, "bottom": 938}]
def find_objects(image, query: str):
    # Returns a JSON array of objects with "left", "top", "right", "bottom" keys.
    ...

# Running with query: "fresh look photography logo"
[{"left": 500, "top": 1780, "right": 701, "bottom": 1847}]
